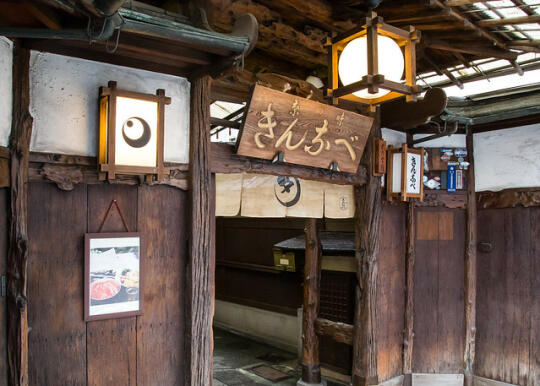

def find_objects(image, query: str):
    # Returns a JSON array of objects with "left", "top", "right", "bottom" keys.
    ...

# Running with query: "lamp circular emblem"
[
  {"left": 122, "top": 117, "right": 151, "bottom": 148},
  {"left": 274, "top": 176, "right": 301, "bottom": 207}
]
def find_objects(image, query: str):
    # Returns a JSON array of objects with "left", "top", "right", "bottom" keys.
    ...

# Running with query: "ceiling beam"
[
  {"left": 428, "top": 0, "right": 508, "bottom": 49},
  {"left": 477, "top": 14, "right": 540, "bottom": 27},
  {"left": 23, "top": 1, "right": 62, "bottom": 29},
  {"left": 444, "top": 0, "right": 483, "bottom": 6},
  {"left": 256, "top": 0, "right": 355, "bottom": 32},
  {"left": 425, "top": 39, "right": 518, "bottom": 60}
]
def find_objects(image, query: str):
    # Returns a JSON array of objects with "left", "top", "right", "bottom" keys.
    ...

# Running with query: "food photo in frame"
[{"left": 84, "top": 233, "right": 143, "bottom": 321}]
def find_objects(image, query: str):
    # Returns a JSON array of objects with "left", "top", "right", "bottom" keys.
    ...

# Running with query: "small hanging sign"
[
  {"left": 387, "top": 144, "right": 424, "bottom": 202},
  {"left": 447, "top": 163, "right": 457, "bottom": 193},
  {"left": 84, "top": 200, "right": 143, "bottom": 321},
  {"left": 372, "top": 137, "right": 387, "bottom": 176}
]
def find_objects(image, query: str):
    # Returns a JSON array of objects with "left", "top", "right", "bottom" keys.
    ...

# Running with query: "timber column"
[
  {"left": 7, "top": 41, "right": 32, "bottom": 386},
  {"left": 352, "top": 115, "right": 382, "bottom": 386},
  {"left": 299, "top": 218, "right": 323, "bottom": 386},
  {"left": 464, "top": 130, "right": 477, "bottom": 386},
  {"left": 186, "top": 75, "right": 214, "bottom": 386}
]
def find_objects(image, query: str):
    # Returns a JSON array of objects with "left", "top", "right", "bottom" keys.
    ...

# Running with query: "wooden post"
[
  {"left": 186, "top": 75, "right": 214, "bottom": 386},
  {"left": 403, "top": 201, "right": 415, "bottom": 386},
  {"left": 300, "top": 218, "right": 322, "bottom": 385},
  {"left": 464, "top": 130, "right": 477, "bottom": 386},
  {"left": 403, "top": 133, "right": 415, "bottom": 386},
  {"left": 352, "top": 117, "right": 382, "bottom": 386},
  {"left": 7, "top": 41, "right": 32, "bottom": 386}
]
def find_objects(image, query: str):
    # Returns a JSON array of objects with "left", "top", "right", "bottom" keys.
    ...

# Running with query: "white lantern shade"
[{"left": 338, "top": 35, "right": 405, "bottom": 99}]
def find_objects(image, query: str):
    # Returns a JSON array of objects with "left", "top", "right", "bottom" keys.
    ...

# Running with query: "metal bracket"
[{"left": 272, "top": 152, "right": 285, "bottom": 163}]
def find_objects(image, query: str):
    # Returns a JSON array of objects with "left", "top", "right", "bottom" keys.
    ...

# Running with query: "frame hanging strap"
[{"left": 97, "top": 199, "right": 130, "bottom": 233}]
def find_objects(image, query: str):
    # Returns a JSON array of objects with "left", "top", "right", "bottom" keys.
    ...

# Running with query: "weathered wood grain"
[
  {"left": 236, "top": 85, "right": 373, "bottom": 174},
  {"left": 352, "top": 120, "right": 382, "bottom": 386},
  {"left": 301, "top": 218, "right": 322, "bottom": 384},
  {"left": 416, "top": 191, "right": 467, "bottom": 209},
  {"left": 211, "top": 142, "right": 367, "bottom": 185},
  {"left": 413, "top": 209, "right": 440, "bottom": 374},
  {"left": 476, "top": 208, "right": 533, "bottom": 385},
  {"left": 137, "top": 186, "right": 186, "bottom": 385},
  {"left": 186, "top": 75, "right": 214, "bottom": 386},
  {"left": 377, "top": 205, "right": 406, "bottom": 383},
  {"left": 530, "top": 208, "right": 540, "bottom": 386},
  {"left": 7, "top": 42, "right": 32, "bottom": 386},
  {"left": 0, "top": 159, "right": 8, "bottom": 188},
  {"left": 27, "top": 183, "right": 87, "bottom": 385},
  {"left": 314, "top": 318, "right": 353, "bottom": 346},
  {"left": 437, "top": 210, "right": 465, "bottom": 374},
  {"left": 464, "top": 131, "right": 477, "bottom": 386},
  {"left": 27, "top": 153, "right": 189, "bottom": 191},
  {"left": 0, "top": 189, "right": 8, "bottom": 386},
  {"left": 86, "top": 184, "right": 138, "bottom": 386},
  {"left": 403, "top": 202, "right": 415, "bottom": 382},
  {"left": 477, "top": 188, "right": 540, "bottom": 209},
  {"left": 413, "top": 208, "right": 465, "bottom": 374}
]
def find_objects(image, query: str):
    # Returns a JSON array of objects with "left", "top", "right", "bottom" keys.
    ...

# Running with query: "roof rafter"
[{"left": 428, "top": 0, "right": 508, "bottom": 48}]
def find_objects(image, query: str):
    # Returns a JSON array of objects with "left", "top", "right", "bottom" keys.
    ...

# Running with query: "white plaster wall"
[
  {"left": 29, "top": 51, "right": 190, "bottom": 162},
  {"left": 382, "top": 128, "right": 466, "bottom": 148},
  {"left": 382, "top": 128, "right": 406, "bottom": 147},
  {"left": 474, "top": 124, "right": 540, "bottom": 191},
  {"left": 213, "top": 300, "right": 300, "bottom": 354},
  {"left": 0, "top": 37, "right": 12, "bottom": 147}
]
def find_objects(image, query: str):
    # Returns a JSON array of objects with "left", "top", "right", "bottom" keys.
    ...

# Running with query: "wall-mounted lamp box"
[
  {"left": 326, "top": 11, "right": 421, "bottom": 110},
  {"left": 98, "top": 81, "right": 171, "bottom": 181},
  {"left": 387, "top": 144, "right": 424, "bottom": 202}
]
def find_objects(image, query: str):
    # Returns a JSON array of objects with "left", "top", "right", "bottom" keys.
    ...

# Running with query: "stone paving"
[{"left": 213, "top": 327, "right": 343, "bottom": 386}]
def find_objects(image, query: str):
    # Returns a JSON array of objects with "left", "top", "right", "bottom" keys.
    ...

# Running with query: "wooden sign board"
[
  {"left": 236, "top": 85, "right": 374, "bottom": 174},
  {"left": 372, "top": 138, "right": 387, "bottom": 176}
]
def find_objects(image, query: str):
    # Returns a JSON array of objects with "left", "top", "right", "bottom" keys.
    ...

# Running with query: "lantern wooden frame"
[
  {"left": 98, "top": 81, "right": 171, "bottom": 181},
  {"left": 387, "top": 144, "right": 424, "bottom": 202},
  {"left": 326, "top": 12, "right": 421, "bottom": 108}
]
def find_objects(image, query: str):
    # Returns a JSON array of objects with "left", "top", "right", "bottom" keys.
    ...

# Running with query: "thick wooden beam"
[
  {"left": 352, "top": 115, "right": 381, "bottom": 386},
  {"left": 23, "top": 1, "right": 62, "bottom": 29},
  {"left": 210, "top": 142, "right": 367, "bottom": 186},
  {"left": 256, "top": 0, "right": 355, "bottom": 32},
  {"left": 204, "top": 0, "right": 329, "bottom": 69},
  {"left": 7, "top": 42, "right": 32, "bottom": 386},
  {"left": 478, "top": 14, "right": 540, "bottom": 27},
  {"left": 186, "top": 75, "right": 214, "bottom": 386},
  {"left": 445, "top": 0, "right": 483, "bottom": 6},
  {"left": 477, "top": 187, "right": 540, "bottom": 209},
  {"left": 464, "top": 130, "right": 477, "bottom": 386},
  {"left": 314, "top": 318, "right": 353, "bottom": 346},
  {"left": 300, "top": 218, "right": 322, "bottom": 385},
  {"left": 424, "top": 40, "right": 518, "bottom": 60}
]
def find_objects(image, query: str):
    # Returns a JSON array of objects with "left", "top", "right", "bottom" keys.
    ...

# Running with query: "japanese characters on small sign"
[
  {"left": 236, "top": 85, "right": 374, "bottom": 174},
  {"left": 406, "top": 152, "right": 421, "bottom": 194}
]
